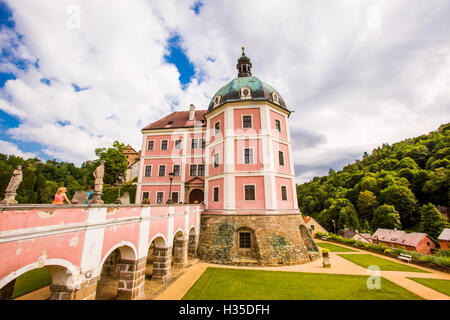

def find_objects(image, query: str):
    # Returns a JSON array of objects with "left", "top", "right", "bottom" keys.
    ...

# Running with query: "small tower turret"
[{"left": 236, "top": 46, "right": 252, "bottom": 77}]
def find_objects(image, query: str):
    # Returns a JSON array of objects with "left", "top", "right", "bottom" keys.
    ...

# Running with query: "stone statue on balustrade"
[
  {"left": 1, "top": 165, "right": 23, "bottom": 205},
  {"left": 89, "top": 162, "right": 105, "bottom": 204}
]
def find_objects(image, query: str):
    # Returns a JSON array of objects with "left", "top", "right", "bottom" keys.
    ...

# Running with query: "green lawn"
[
  {"left": 182, "top": 267, "right": 422, "bottom": 300},
  {"left": 317, "top": 242, "right": 358, "bottom": 252},
  {"left": 408, "top": 278, "right": 450, "bottom": 297},
  {"left": 11, "top": 267, "right": 52, "bottom": 299},
  {"left": 338, "top": 254, "right": 429, "bottom": 273}
]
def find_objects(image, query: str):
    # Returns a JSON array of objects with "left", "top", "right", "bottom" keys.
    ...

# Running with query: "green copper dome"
[
  {"left": 208, "top": 48, "right": 289, "bottom": 112},
  {"left": 207, "top": 76, "right": 288, "bottom": 112}
]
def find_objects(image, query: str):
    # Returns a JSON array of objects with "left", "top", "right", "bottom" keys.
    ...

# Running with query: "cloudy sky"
[{"left": 0, "top": 0, "right": 449, "bottom": 183}]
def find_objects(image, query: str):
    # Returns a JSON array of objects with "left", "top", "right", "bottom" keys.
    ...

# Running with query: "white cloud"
[
  {"left": 1, "top": 0, "right": 450, "bottom": 181},
  {"left": 0, "top": 140, "right": 37, "bottom": 159}
]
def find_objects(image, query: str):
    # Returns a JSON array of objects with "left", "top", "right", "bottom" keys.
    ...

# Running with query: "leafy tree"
[
  {"left": 372, "top": 204, "right": 402, "bottom": 230},
  {"left": 357, "top": 190, "right": 378, "bottom": 222},
  {"left": 380, "top": 185, "right": 418, "bottom": 228},
  {"left": 94, "top": 141, "right": 127, "bottom": 185},
  {"left": 420, "top": 203, "right": 449, "bottom": 241}
]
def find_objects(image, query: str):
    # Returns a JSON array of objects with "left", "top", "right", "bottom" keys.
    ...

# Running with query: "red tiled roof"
[
  {"left": 303, "top": 216, "right": 312, "bottom": 224},
  {"left": 372, "top": 228, "right": 428, "bottom": 247},
  {"left": 143, "top": 110, "right": 207, "bottom": 130},
  {"left": 438, "top": 228, "right": 450, "bottom": 241}
]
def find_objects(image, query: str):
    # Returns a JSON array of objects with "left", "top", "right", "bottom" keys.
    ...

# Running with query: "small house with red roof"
[
  {"left": 303, "top": 216, "right": 328, "bottom": 235},
  {"left": 372, "top": 228, "right": 436, "bottom": 255},
  {"left": 438, "top": 228, "right": 450, "bottom": 250}
]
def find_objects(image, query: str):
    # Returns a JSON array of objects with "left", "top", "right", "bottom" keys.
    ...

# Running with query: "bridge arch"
[{"left": 99, "top": 241, "right": 138, "bottom": 275}]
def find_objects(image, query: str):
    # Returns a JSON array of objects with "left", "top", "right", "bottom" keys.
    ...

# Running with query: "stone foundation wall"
[
  {"left": 197, "top": 213, "right": 320, "bottom": 266},
  {"left": 117, "top": 258, "right": 146, "bottom": 300}
]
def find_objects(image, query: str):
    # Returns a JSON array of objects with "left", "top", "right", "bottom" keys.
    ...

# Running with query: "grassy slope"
[
  {"left": 182, "top": 267, "right": 422, "bottom": 300},
  {"left": 338, "top": 254, "right": 429, "bottom": 273},
  {"left": 11, "top": 268, "right": 52, "bottom": 299}
]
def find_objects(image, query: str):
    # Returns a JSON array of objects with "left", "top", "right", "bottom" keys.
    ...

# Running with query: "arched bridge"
[{"left": 0, "top": 204, "right": 203, "bottom": 300}]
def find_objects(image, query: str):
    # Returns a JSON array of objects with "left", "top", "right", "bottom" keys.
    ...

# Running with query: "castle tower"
[{"left": 197, "top": 48, "right": 320, "bottom": 265}]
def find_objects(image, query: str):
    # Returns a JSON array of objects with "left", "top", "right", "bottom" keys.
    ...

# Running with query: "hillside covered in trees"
[
  {"left": 0, "top": 141, "right": 134, "bottom": 204},
  {"left": 297, "top": 123, "right": 450, "bottom": 241}
]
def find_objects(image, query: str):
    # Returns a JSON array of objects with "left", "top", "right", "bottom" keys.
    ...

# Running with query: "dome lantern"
[{"left": 237, "top": 46, "right": 252, "bottom": 77}]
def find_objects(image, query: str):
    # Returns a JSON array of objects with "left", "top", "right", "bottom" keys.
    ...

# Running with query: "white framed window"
[
  {"left": 214, "top": 121, "right": 220, "bottom": 135},
  {"left": 213, "top": 186, "right": 219, "bottom": 202},
  {"left": 281, "top": 185, "right": 288, "bottom": 201},
  {"left": 272, "top": 92, "right": 279, "bottom": 104},
  {"left": 198, "top": 164, "right": 205, "bottom": 176},
  {"left": 243, "top": 148, "right": 254, "bottom": 164},
  {"left": 242, "top": 115, "right": 252, "bottom": 128},
  {"left": 173, "top": 164, "right": 180, "bottom": 176},
  {"left": 190, "top": 164, "right": 197, "bottom": 176},
  {"left": 142, "top": 192, "right": 149, "bottom": 201},
  {"left": 161, "top": 140, "right": 168, "bottom": 150},
  {"left": 213, "top": 153, "right": 220, "bottom": 168},
  {"left": 156, "top": 192, "right": 164, "bottom": 204},
  {"left": 275, "top": 119, "right": 281, "bottom": 132},
  {"left": 244, "top": 184, "right": 256, "bottom": 201},
  {"left": 144, "top": 165, "right": 152, "bottom": 177},
  {"left": 175, "top": 139, "right": 182, "bottom": 150},
  {"left": 191, "top": 138, "right": 198, "bottom": 149},
  {"left": 279, "top": 151, "right": 285, "bottom": 166},
  {"left": 147, "top": 140, "right": 155, "bottom": 151},
  {"left": 158, "top": 165, "right": 166, "bottom": 176},
  {"left": 171, "top": 192, "right": 179, "bottom": 203}
]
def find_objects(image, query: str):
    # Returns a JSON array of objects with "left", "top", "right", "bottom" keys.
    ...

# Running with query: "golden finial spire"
[{"left": 241, "top": 46, "right": 245, "bottom": 55}]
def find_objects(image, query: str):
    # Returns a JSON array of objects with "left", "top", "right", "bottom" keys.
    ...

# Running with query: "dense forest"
[
  {"left": 0, "top": 141, "right": 134, "bottom": 204},
  {"left": 297, "top": 123, "right": 450, "bottom": 241}
]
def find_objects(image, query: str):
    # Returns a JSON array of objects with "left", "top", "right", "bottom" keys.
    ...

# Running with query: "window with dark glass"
[
  {"left": 171, "top": 192, "right": 179, "bottom": 203},
  {"left": 244, "top": 148, "right": 253, "bottom": 164},
  {"left": 214, "top": 153, "right": 220, "bottom": 168},
  {"left": 161, "top": 140, "right": 168, "bottom": 150},
  {"left": 242, "top": 115, "right": 252, "bottom": 128},
  {"left": 201, "top": 138, "right": 206, "bottom": 148},
  {"left": 279, "top": 151, "right": 284, "bottom": 166},
  {"left": 213, "top": 187, "right": 219, "bottom": 202},
  {"left": 191, "top": 139, "right": 198, "bottom": 149},
  {"left": 275, "top": 119, "right": 281, "bottom": 132},
  {"left": 214, "top": 122, "right": 220, "bottom": 135},
  {"left": 175, "top": 139, "right": 182, "bottom": 149},
  {"left": 244, "top": 185, "right": 255, "bottom": 201},
  {"left": 144, "top": 165, "right": 152, "bottom": 177},
  {"left": 142, "top": 192, "right": 149, "bottom": 200},
  {"left": 198, "top": 164, "right": 205, "bottom": 176},
  {"left": 148, "top": 140, "right": 154, "bottom": 151},
  {"left": 239, "top": 232, "right": 251, "bottom": 249},
  {"left": 157, "top": 192, "right": 164, "bottom": 204},
  {"left": 173, "top": 165, "right": 180, "bottom": 176},
  {"left": 190, "top": 164, "right": 197, "bottom": 176},
  {"left": 281, "top": 186, "right": 288, "bottom": 201},
  {"left": 159, "top": 165, "right": 166, "bottom": 176}
]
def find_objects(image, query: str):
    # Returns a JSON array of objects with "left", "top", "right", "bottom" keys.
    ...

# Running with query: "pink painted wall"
[
  {"left": 234, "top": 108, "right": 261, "bottom": 134},
  {"left": 101, "top": 222, "right": 140, "bottom": 262},
  {"left": 208, "top": 142, "right": 224, "bottom": 176},
  {"left": 269, "top": 109, "right": 288, "bottom": 141},
  {"left": 141, "top": 158, "right": 182, "bottom": 183},
  {"left": 273, "top": 141, "right": 291, "bottom": 175},
  {"left": 234, "top": 176, "right": 265, "bottom": 209},
  {"left": 207, "top": 177, "right": 224, "bottom": 209},
  {"left": 234, "top": 138, "right": 264, "bottom": 171},
  {"left": 140, "top": 185, "right": 181, "bottom": 204},
  {"left": 209, "top": 112, "right": 224, "bottom": 144},
  {"left": 275, "top": 176, "right": 294, "bottom": 209},
  {"left": 144, "top": 134, "right": 184, "bottom": 157},
  {"left": 186, "top": 133, "right": 206, "bottom": 158}
]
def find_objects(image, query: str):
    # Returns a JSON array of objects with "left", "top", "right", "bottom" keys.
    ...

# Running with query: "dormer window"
[
  {"left": 168, "top": 121, "right": 173, "bottom": 125},
  {"left": 214, "top": 95, "right": 221, "bottom": 106},
  {"left": 240, "top": 86, "right": 252, "bottom": 99},
  {"left": 272, "top": 92, "right": 279, "bottom": 104}
]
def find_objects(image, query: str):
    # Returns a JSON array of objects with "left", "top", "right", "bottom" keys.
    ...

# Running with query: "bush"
[
  {"left": 321, "top": 248, "right": 330, "bottom": 254},
  {"left": 384, "top": 248, "right": 392, "bottom": 254}
]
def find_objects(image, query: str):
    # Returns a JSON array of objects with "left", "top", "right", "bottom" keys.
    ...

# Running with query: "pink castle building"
[{"left": 136, "top": 48, "right": 319, "bottom": 265}]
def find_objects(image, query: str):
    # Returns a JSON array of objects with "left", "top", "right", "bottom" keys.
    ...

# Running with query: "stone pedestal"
[
  {"left": 322, "top": 254, "right": 331, "bottom": 268},
  {"left": 89, "top": 191, "right": 103, "bottom": 204},
  {"left": 0, "top": 193, "right": 18, "bottom": 205},
  {"left": 172, "top": 239, "right": 188, "bottom": 268},
  {"left": 117, "top": 258, "right": 146, "bottom": 300},
  {"left": 152, "top": 246, "right": 172, "bottom": 282}
]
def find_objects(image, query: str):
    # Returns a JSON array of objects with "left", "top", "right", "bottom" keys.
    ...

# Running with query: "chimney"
[{"left": 189, "top": 104, "right": 195, "bottom": 121}]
